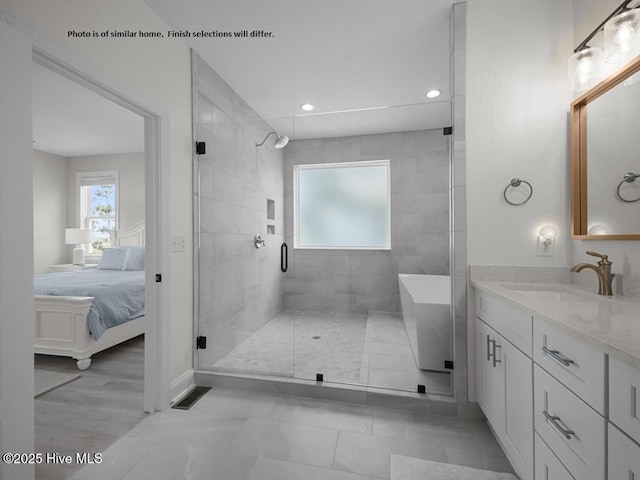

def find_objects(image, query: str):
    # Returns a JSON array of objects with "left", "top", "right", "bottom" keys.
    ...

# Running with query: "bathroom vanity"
[{"left": 472, "top": 276, "right": 640, "bottom": 480}]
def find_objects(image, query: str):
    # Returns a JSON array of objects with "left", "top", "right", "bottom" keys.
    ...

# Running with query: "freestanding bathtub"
[{"left": 398, "top": 274, "right": 451, "bottom": 372}]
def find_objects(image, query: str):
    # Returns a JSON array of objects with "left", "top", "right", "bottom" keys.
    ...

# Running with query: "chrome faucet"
[{"left": 570, "top": 251, "right": 615, "bottom": 296}]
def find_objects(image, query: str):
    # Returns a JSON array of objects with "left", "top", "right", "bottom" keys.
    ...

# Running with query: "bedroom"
[{"left": 31, "top": 60, "right": 148, "bottom": 479}]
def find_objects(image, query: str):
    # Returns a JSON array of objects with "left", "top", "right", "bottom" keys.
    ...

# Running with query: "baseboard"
[{"left": 170, "top": 368, "right": 195, "bottom": 405}]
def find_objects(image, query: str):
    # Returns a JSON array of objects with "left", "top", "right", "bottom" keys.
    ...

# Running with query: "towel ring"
[
  {"left": 503, "top": 178, "right": 533, "bottom": 206},
  {"left": 616, "top": 172, "right": 640, "bottom": 203}
]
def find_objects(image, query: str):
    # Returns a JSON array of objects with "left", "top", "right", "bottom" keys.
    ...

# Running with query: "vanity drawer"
[
  {"left": 534, "top": 365, "right": 605, "bottom": 480},
  {"left": 534, "top": 433, "right": 575, "bottom": 480},
  {"left": 610, "top": 356, "right": 640, "bottom": 444},
  {"left": 609, "top": 422, "right": 640, "bottom": 479},
  {"left": 476, "top": 291, "right": 532, "bottom": 356},
  {"left": 533, "top": 318, "right": 606, "bottom": 414}
]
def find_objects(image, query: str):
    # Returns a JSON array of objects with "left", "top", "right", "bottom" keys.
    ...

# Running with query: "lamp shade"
[
  {"left": 65, "top": 228, "right": 93, "bottom": 245},
  {"left": 605, "top": 9, "right": 640, "bottom": 64}
]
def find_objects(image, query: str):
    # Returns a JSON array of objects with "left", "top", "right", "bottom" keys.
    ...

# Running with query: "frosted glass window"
[{"left": 294, "top": 160, "right": 390, "bottom": 249}]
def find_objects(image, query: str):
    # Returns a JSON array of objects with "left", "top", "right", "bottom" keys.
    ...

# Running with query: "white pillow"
[
  {"left": 96, "top": 248, "right": 128, "bottom": 270},
  {"left": 123, "top": 246, "right": 145, "bottom": 271}
]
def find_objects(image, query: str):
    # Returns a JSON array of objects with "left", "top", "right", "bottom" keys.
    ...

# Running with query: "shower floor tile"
[{"left": 208, "top": 310, "right": 450, "bottom": 395}]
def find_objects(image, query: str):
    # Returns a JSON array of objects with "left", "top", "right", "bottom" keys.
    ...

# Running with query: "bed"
[{"left": 33, "top": 221, "right": 146, "bottom": 370}]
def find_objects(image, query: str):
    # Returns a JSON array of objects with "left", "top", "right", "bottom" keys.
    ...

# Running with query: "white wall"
[
  {"left": 0, "top": 0, "right": 193, "bottom": 383},
  {"left": 33, "top": 150, "right": 67, "bottom": 273},
  {"left": 466, "top": 0, "right": 574, "bottom": 401},
  {"left": 467, "top": 0, "right": 574, "bottom": 268}
]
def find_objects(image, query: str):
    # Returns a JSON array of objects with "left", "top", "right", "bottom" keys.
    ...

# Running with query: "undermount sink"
[{"left": 501, "top": 283, "right": 594, "bottom": 302}]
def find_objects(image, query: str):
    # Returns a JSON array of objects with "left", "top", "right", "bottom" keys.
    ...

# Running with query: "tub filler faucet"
[{"left": 570, "top": 250, "right": 615, "bottom": 296}]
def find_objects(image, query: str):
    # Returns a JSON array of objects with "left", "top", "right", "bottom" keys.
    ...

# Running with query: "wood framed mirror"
[{"left": 571, "top": 55, "right": 640, "bottom": 239}]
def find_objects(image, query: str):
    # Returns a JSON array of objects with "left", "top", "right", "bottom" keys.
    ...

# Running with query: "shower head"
[
  {"left": 255, "top": 131, "right": 289, "bottom": 149},
  {"left": 273, "top": 134, "right": 289, "bottom": 149}
]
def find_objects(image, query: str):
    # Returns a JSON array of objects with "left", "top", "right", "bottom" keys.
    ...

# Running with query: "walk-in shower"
[{"left": 192, "top": 50, "right": 453, "bottom": 397}]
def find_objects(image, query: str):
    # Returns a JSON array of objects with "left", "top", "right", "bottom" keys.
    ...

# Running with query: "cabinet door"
[
  {"left": 609, "top": 423, "right": 640, "bottom": 479},
  {"left": 476, "top": 318, "right": 504, "bottom": 432},
  {"left": 501, "top": 338, "right": 533, "bottom": 480}
]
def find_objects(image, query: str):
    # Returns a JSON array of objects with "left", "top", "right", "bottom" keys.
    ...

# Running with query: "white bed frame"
[{"left": 34, "top": 221, "right": 146, "bottom": 370}]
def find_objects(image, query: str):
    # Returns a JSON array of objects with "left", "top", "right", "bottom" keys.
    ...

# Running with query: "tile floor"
[
  {"left": 210, "top": 310, "right": 451, "bottom": 395},
  {"left": 71, "top": 387, "right": 515, "bottom": 480}
]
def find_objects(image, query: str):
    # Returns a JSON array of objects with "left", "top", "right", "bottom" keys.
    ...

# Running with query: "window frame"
[
  {"left": 293, "top": 160, "right": 391, "bottom": 250},
  {"left": 76, "top": 170, "right": 119, "bottom": 257}
]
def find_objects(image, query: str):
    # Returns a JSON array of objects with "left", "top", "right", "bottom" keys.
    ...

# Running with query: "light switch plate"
[{"left": 171, "top": 235, "right": 186, "bottom": 252}]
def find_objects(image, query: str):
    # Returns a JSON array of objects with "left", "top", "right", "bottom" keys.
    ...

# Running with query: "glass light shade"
[
  {"left": 538, "top": 225, "right": 558, "bottom": 243},
  {"left": 605, "top": 9, "right": 640, "bottom": 64},
  {"left": 568, "top": 47, "right": 603, "bottom": 92}
]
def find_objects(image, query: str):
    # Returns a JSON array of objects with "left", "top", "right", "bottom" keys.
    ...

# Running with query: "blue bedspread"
[{"left": 34, "top": 269, "right": 145, "bottom": 340}]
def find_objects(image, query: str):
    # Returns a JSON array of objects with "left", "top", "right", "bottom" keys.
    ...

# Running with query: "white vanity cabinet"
[
  {"left": 475, "top": 292, "right": 533, "bottom": 480},
  {"left": 474, "top": 281, "right": 640, "bottom": 480}
]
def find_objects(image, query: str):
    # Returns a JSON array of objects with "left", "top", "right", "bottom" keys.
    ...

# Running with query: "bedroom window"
[
  {"left": 294, "top": 160, "right": 391, "bottom": 249},
  {"left": 77, "top": 171, "right": 119, "bottom": 254}
]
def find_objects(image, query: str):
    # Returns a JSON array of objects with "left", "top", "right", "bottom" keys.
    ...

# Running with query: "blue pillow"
[
  {"left": 96, "top": 248, "right": 128, "bottom": 270},
  {"left": 123, "top": 247, "right": 145, "bottom": 271}
]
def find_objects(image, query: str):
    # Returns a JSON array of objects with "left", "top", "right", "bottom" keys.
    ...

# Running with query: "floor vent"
[{"left": 172, "top": 386, "right": 211, "bottom": 410}]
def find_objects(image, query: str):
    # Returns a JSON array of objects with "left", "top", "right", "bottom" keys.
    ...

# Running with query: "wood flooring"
[{"left": 34, "top": 335, "right": 146, "bottom": 480}]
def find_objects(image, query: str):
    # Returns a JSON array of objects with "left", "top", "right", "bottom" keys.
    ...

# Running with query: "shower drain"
[{"left": 312, "top": 335, "right": 321, "bottom": 340}]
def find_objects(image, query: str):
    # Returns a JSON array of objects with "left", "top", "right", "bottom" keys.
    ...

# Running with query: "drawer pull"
[
  {"left": 487, "top": 335, "right": 494, "bottom": 362},
  {"left": 543, "top": 410, "right": 575, "bottom": 439},
  {"left": 542, "top": 346, "right": 575, "bottom": 367},
  {"left": 492, "top": 342, "right": 502, "bottom": 367}
]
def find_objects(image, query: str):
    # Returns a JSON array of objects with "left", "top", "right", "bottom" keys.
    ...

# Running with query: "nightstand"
[{"left": 48, "top": 264, "right": 98, "bottom": 273}]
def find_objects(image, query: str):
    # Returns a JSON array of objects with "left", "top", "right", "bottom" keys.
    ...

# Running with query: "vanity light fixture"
[
  {"left": 569, "top": 0, "right": 640, "bottom": 92},
  {"left": 425, "top": 89, "right": 442, "bottom": 99},
  {"left": 537, "top": 225, "right": 558, "bottom": 256},
  {"left": 300, "top": 103, "right": 315, "bottom": 112}
]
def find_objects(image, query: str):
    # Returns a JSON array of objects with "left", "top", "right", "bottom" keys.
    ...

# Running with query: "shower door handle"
[{"left": 281, "top": 242, "right": 288, "bottom": 272}]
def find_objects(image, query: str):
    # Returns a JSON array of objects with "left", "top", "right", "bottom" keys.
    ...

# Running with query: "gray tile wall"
[
  {"left": 192, "top": 52, "right": 285, "bottom": 367},
  {"left": 451, "top": 2, "right": 468, "bottom": 402},
  {"left": 283, "top": 130, "right": 450, "bottom": 314}
]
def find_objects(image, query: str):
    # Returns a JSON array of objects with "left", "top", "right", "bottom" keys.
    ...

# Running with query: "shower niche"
[{"left": 267, "top": 198, "right": 275, "bottom": 234}]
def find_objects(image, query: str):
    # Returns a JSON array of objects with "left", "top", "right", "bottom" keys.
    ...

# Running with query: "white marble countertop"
[{"left": 471, "top": 279, "right": 640, "bottom": 370}]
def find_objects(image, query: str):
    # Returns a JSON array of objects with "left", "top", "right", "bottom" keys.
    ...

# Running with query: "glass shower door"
[{"left": 192, "top": 51, "right": 293, "bottom": 378}]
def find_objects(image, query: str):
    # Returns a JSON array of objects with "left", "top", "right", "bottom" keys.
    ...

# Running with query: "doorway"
[
  {"left": 0, "top": 15, "right": 170, "bottom": 478},
  {"left": 31, "top": 59, "right": 148, "bottom": 479}
]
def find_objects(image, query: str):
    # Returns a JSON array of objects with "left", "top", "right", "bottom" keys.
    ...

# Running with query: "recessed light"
[
  {"left": 425, "top": 89, "right": 442, "bottom": 99},
  {"left": 300, "top": 103, "right": 315, "bottom": 111}
]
